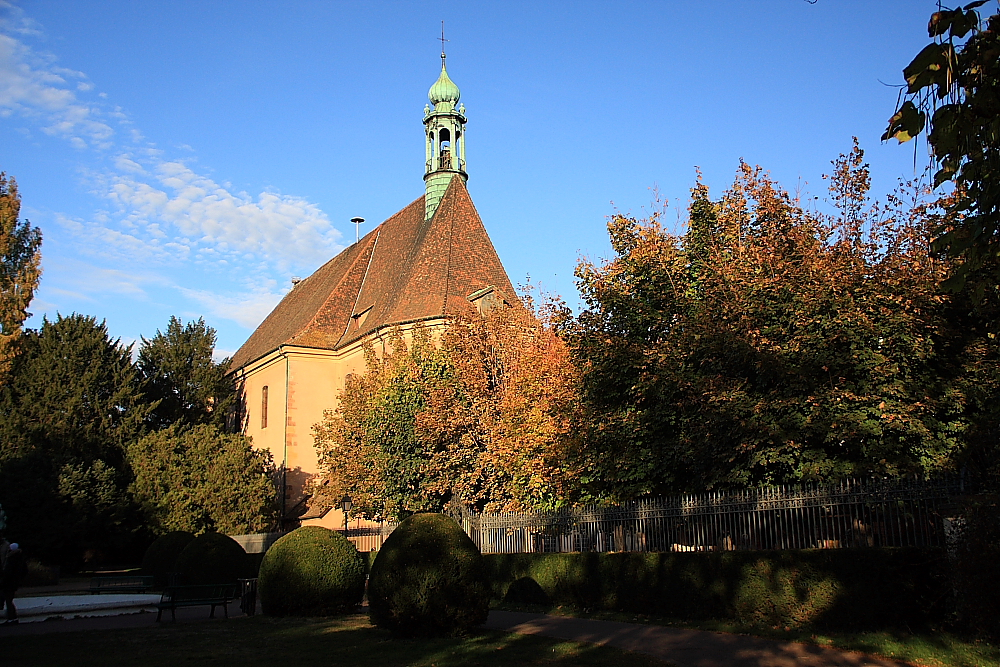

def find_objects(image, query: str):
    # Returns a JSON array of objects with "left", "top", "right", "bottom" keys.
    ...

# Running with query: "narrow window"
[{"left": 261, "top": 386, "right": 269, "bottom": 429}]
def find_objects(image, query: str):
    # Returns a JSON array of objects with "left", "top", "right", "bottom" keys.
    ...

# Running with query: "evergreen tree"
[
  {"left": 0, "top": 172, "right": 42, "bottom": 381},
  {"left": 137, "top": 316, "right": 235, "bottom": 430},
  {"left": 0, "top": 314, "right": 149, "bottom": 566},
  {"left": 1, "top": 314, "right": 148, "bottom": 463},
  {"left": 128, "top": 423, "right": 277, "bottom": 535}
]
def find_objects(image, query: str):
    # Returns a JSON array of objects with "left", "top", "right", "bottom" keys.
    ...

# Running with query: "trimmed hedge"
[
  {"left": 369, "top": 513, "right": 489, "bottom": 637},
  {"left": 175, "top": 532, "right": 252, "bottom": 585},
  {"left": 141, "top": 531, "right": 195, "bottom": 587},
  {"left": 259, "top": 526, "right": 366, "bottom": 616},
  {"left": 485, "top": 548, "right": 949, "bottom": 631}
]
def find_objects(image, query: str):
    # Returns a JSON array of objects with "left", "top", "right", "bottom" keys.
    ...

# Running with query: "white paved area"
[{"left": 11, "top": 594, "right": 160, "bottom": 623}]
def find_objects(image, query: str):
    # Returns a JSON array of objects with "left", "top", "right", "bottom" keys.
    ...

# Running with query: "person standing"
[{"left": 2, "top": 542, "right": 26, "bottom": 625}]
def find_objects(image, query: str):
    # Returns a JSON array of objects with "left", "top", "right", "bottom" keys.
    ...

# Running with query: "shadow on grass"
[
  {"left": 2, "top": 614, "right": 672, "bottom": 667},
  {"left": 493, "top": 603, "right": 1000, "bottom": 667}
]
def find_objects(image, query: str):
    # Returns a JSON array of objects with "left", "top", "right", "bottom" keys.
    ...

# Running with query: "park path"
[
  {"left": 2, "top": 596, "right": 913, "bottom": 667},
  {"left": 485, "top": 611, "right": 912, "bottom": 667}
]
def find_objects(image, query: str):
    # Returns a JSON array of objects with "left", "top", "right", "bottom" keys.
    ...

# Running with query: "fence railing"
[
  {"left": 233, "top": 477, "right": 963, "bottom": 556},
  {"left": 344, "top": 522, "right": 397, "bottom": 553},
  {"left": 471, "top": 476, "right": 962, "bottom": 554}
]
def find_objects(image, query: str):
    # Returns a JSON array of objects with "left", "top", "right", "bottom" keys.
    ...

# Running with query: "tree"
[
  {"left": 0, "top": 172, "right": 42, "bottom": 381},
  {"left": 570, "top": 143, "right": 978, "bottom": 498},
  {"left": 137, "top": 316, "right": 235, "bottom": 430},
  {"left": 128, "top": 423, "right": 278, "bottom": 535},
  {"left": 883, "top": 2, "right": 1000, "bottom": 298},
  {"left": 0, "top": 314, "right": 151, "bottom": 565},
  {"left": 0, "top": 314, "right": 149, "bottom": 464},
  {"left": 313, "top": 305, "right": 581, "bottom": 520}
]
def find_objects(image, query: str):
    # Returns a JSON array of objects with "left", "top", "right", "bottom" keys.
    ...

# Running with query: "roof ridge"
[
  {"left": 441, "top": 176, "right": 460, "bottom": 315},
  {"left": 297, "top": 233, "right": 376, "bottom": 330},
  {"left": 336, "top": 227, "right": 382, "bottom": 347},
  {"left": 232, "top": 182, "right": 515, "bottom": 368}
]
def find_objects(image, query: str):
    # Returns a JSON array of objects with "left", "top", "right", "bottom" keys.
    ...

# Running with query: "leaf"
[
  {"left": 929, "top": 9, "right": 959, "bottom": 38},
  {"left": 883, "top": 101, "right": 926, "bottom": 144},
  {"left": 903, "top": 43, "right": 953, "bottom": 94}
]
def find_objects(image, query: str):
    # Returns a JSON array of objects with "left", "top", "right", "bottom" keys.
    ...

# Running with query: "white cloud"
[
  {"left": 0, "top": 32, "right": 114, "bottom": 148},
  {"left": 40, "top": 257, "right": 171, "bottom": 301},
  {"left": 2, "top": 10, "right": 345, "bottom": 338},
  {"left": 179, "top": 287, "right": 285, "bottom": 329},
  {"left": 0, "top": 26, "right": 343, "bottom": 271}
]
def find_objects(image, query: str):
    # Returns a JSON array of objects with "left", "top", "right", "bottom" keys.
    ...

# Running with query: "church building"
[{"left": 230, "top": 53, "right": 515, "bottom": 529}]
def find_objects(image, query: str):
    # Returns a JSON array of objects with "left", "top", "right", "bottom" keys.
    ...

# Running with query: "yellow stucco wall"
[{"left": 235, "top": 319, "right": 447, "bottom": 530}]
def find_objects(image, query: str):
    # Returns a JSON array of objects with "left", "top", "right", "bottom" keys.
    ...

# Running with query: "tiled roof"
[{"left": 231, "top": 176, "right": 515, "bottom": 371}]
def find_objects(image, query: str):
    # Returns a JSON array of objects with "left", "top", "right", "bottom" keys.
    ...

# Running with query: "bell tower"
[{"left": 423, "top": 44, "right": 467, "bottom": 220}]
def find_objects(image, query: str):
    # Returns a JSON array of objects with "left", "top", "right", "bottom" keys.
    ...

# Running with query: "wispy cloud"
[
  {"left": 179, "top": 286, "right": 286, "bottom": 330},
  {"left": 104, "top": 159, "right": 340, "bottom": 268},
  {"left": 0, "top": 5, "right": 344, "bottom": 331},
  {"left": 39, "top": 258, "right": 172, "bottom": 302}
]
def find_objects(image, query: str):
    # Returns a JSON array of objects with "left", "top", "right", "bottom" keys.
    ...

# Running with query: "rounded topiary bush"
[
  {"left": 368, "top": 513, "right": 489, "bottom": 637},
  {"left": 503, "top": 576, "right": 551, "bottom": 607},
  {"left": 175, "top": 532, "right": 252, "bottom": 585},
  {"left": 258, "top": 526, "right": 366, "bottom": 616},
  {"left": 142, "top": 531, "right": 196, "bottom": 586}
]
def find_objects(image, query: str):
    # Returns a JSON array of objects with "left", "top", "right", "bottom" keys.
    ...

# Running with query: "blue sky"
[{"left": 1, "top": 0, "right": 938, "bottom": 357}]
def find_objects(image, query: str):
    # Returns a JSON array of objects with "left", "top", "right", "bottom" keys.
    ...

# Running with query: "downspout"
[{"left": 281, "top": 349, "right": 290, "bottom": 527}]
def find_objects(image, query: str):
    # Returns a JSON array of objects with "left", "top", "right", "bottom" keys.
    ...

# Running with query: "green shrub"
[
  {"left": 141, "top": 531, "right": 195, "bottom": 586},
  {"left": 503, "top": 576, "right": 550, "bottom": 607},
  {"left": 24, "top": 558, "right": 59, "bottom": 587},
  {"left": 369, "top": 513, "right": 489, "bottom": 637},
  {"left": 484, "top": 548, "right": 949, "bottom": 632},
  {"left": 174, "top": 532, "right": 251, "bottom": 585},
  {"left": 954, "top": 499, "right": 1000, "bottom": 638},
  {"left": 258, "top": 526, "right": 366, "bottom": 616}
]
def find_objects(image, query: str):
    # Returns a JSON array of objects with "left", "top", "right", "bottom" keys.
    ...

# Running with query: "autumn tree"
[
  {"left": 0, "top": 172, "right": 42, "bottom": 381},
  {"left": 137, "top": 316, "right": 235, "bottom": 430},
  {"left": 313, "top": 305, "right": 581, "bottom": 520},
  {"left": 570, "top": 142, "right": 979, "bottom": 498}
]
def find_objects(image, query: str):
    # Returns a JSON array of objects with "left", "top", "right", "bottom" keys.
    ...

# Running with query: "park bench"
[
  {"left": 155, "top": 583, "right": 240, "bottom": 622},
  {"left": 89, "top": 575, "right": 155, "bottom": 594}
]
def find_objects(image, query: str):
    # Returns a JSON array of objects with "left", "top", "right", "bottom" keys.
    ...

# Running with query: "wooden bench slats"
[
  {"left": 156, "top": 584, "right": 240, "bottom": 622},
  {"left": 90, "top": 575, "right": 154, "bottom": 594}
]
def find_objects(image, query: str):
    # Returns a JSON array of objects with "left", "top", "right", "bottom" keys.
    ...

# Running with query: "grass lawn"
[
  {"left": 2, "top": 613, "right": 673, "bottom": 667},
  {"left": 493, "top": 604, "right": 1000, "bottom": 667}
]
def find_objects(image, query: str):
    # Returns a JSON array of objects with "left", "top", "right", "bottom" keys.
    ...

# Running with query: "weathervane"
[{"left": 439, "top": 20, "right": 449, "bottom": 59}]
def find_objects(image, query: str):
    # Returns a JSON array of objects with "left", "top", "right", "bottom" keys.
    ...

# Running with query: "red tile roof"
[{"left": 231, "top": 177, "right": 515, "bottom": 370}]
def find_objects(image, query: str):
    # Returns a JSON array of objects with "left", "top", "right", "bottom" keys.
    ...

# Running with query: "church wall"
[
  {"left": 235, "top": 319, "right": 450, "bottom": 530},
  {"left": 285, "top": 346, "right": 365, "bottom": 529}
]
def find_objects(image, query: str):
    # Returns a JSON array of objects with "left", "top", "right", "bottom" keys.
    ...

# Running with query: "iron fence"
[
  {"left": 471, "top": 476, "right": 962, "bottom": 554},
  {"left": 232, "top": 477, "right": 963, "bottom": 556},
  {"left": 345, "top": 522, "right": 397, "bottom": 553}
]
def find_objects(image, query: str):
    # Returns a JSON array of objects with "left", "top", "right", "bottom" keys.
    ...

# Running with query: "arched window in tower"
[{"left": 439, "top": 128, "right": 452, "bottom": 169}]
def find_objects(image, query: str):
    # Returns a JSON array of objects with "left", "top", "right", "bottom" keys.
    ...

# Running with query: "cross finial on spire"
[{"left": 439, "top": 21, "right": 448, "bottom": 60}]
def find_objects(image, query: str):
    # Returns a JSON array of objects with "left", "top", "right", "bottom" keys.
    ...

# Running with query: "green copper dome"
[{"left": 428, "top": 56, "right": 460, "bottom": 107}]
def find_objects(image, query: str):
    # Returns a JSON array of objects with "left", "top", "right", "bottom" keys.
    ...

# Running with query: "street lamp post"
[{"left": 341, "top": 493, "right": 353, "bottom": 534}]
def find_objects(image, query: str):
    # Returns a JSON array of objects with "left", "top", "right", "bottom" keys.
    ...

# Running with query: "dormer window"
[
  {"left": 468, "top": 286, "right": 508, "bottom": 316},
  {"left": 352, "top": 306, "right": 373, "bottom": 330}
]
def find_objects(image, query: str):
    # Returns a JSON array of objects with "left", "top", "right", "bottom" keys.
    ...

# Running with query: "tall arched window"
[{"left": 261, "top": 386, "right": 269, "bottom": 429}]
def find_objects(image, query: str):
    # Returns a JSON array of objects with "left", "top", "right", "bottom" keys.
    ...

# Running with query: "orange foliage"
[{"left": 313, "top": 303, "right": 581, "bottom": 519}]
